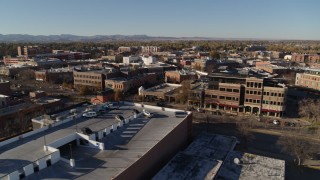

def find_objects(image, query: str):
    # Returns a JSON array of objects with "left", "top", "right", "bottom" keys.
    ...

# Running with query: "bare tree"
[
  {"left": 236, "top": 119, "right": 254, "bottom": 148},
  {"left": 299, "top": 99, "right": 320, "bottom": 123},
  {"left": 176, "top": 80, "right": 192, "bottom": 104},
  {"left": 18, "top": 69, "right": 35, "bottom": 80},
  {"left": 114, "top": 90, "right": 123, "bottom": 101},
  {"left": 277, "top": 134, "right": 316, "bottom": 165}
]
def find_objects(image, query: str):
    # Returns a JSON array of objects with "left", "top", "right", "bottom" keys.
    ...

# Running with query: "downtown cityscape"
[{"left": 1, "top": 0, "right": 320, "bottom": 180}]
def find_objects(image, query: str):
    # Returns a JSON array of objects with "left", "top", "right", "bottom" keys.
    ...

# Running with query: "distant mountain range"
[
  {"left": 1, "top": 34, "right": 309, "bottom": 42},
  {"left": 0, "top": 34, "right": 259, "bottom": 42}
]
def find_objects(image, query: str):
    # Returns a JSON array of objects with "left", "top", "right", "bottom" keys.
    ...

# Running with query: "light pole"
[{"left": 43, "top": 119, "right": 48, "bottom": 151}]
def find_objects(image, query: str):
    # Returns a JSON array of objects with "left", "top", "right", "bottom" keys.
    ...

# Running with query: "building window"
[
  {"left": 219, "top": 96, "right": 225, "bottom": 99},
  {"left": 220, "top": 88, "right": 225, "bottom": 91},
  {"left": 233, "top": 89, "right": 239, "bottom": 93}
]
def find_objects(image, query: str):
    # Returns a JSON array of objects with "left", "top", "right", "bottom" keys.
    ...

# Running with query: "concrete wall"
[{"left": 115, "top": 113, "right": 192, "bottom": 180}]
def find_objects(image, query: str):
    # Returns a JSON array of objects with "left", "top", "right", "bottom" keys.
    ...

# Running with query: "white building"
[
  {"left": 284, "top": 55, "right": 292, "bottom": 60},
  {"left": 141, "top": 46, "right": 160, "bottom": 53},
  {"left": 141, "top": 56, "right": 156, "bottom": 65},
  {"left": 123, "top": 56, "right": 140, "bottom": 64}
]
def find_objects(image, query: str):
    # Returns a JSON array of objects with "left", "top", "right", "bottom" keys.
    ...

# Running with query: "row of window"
[
  {"left": 246, "top": 82, "right": 262, "bottom": 88},
  {"left": 246, "top": 90, "right": 262, "bottom": 95},
  {"left": 206, "top": 95, "right": 239, "bottom": 101},
  {"left": 263, "top": 91, "right": 284, "bottom": 97},
  {"left": 262, "top": 100, "right": 284, "bottom": 106},
  {"left": 74, "top": 79, "right": 100, "bottom": 84},
  {"left": 245, "top": 99, "right": 260, "bottom": 104},
  {"left": 219, "top": 88, "right": 240, "bottom": 93},
  {"left": 74, "top": 74, "right": 101, "bottom": 79}
]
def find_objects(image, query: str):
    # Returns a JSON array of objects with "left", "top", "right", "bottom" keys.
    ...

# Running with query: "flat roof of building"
[
  {"left": 144, "top": 83, "right": 181, "bottom": 93},
  {"left": 217, "top": 151, "right": 285, "bottom": 180},
  {"left": 154, "top": 134, "right": 237, "bottom": 179},
  {"left": 0, "top": 102, "right": 190, "bottom": 179},
  {"left": 154, "top": 134, "right": 285, "bottom": 180}
]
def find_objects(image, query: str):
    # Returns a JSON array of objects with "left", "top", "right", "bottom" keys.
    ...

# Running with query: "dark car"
[
  {"left": 156, "top": 101, "right": 165, "bottom": 107},
  {"left": 174, "top": 111, "right": 188, "bottom": 118}
]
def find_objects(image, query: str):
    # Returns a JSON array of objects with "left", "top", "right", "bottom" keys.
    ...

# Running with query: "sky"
[{"left": 0, "top": 0, "right": 320, "bottom": 40}]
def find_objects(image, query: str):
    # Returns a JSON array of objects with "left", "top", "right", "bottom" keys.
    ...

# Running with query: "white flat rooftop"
[{"left": 0, "top": 103, "right": 190, "bottom": 179}]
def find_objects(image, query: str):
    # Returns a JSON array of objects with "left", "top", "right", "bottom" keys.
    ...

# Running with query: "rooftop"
[
  {"left": 217, "top": 151, "right": 285, "bottom": 180},
  {"left": 0, "top": 102, "right": 190, "bottom": 179},
  {"left": 144, "top": 83, "right": 181, "bottom": 93},
  {"left": 154, "top": 134, "right": 285, "bottom": 180},
  {"left": 153, "top": 134, "right": 237, "bottom": 179}
]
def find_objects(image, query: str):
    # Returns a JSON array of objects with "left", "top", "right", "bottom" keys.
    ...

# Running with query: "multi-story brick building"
[
  {"left": 203, "top": 74, "right": 287, "bottom": 117},
  {"left": 291, "top": 54, "right": 308, "bottom": 63},
  {"left": 105, "top": 73, "right": 157, "bottom": 93},
  {"left": 118, "top": 46, "right": 131, "bottom": 53},
  {"left": 165, "top": 70, "right": 197, "bottom": 84},
  {"left": 307, "top": 54, "right": 320, "bottom": 64},
  {"left": 73, "top": 69, "right": 107, "bottom": 92},
  {"left": 295, "top": 69, "right": 320, "bottom": 91},
  {"left": 35, "top": 68, "right": 73, "bottom": 83},
  {"left": 255, "top": 62, "right": 288, "bottom": 74},
  {"left": 0, "top": 98, "right": 63, "bottom": 140}
]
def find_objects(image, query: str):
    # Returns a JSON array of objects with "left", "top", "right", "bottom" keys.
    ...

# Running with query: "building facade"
[
  {"left": 35, "top": 69, "right": 73, "bottom": 83},
  {"left": 165, "top": 70, "right": 197, "bottom": 84},
  {"left": 204, "top": 74, "right": 287, "bottom": 117},
  {"left": 105, "top": 73, "right": 157, "bottom": 93},
  {"left": 295, "top": 69, "right": 320, "bottom": 91},
  {"left": 73, "top": 70, "right": 106, "bottom": 92}
]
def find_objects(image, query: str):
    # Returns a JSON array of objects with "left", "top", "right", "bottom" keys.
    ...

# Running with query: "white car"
[
  {"left": 143, "top": 109, "right": 153, "bottom": 118},
  {"left": 82, "top": 111, "right": 97, "bottom": 118},
  {"left": 273, "top": 120, "right": 280, "bottom": 125}
]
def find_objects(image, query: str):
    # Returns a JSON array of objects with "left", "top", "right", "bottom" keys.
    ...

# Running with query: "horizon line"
[{"left": 0, "top": 33, "right": 319, "bottom": 41}]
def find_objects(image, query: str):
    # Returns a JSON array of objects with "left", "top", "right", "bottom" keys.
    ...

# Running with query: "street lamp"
[{"left": 43, "top": 119, "right": 48, "bottom": 151}]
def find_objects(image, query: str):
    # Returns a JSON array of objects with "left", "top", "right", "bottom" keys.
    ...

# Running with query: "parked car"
[
  {"left": 175, "top": 111, "right": 188, "bottom": 118},
  {"left": 82, "top": 111, "right": 97, "bottom": 118},
  {"left": 102, "top": 102, "right": 119, "bottom": 110},
  {"left": 284, "top": 122, "right": 296, "bottom": 127},
  {"left": 273, "top": 120, "right": 280, "bottom": 125},
  {"left": 156, "top": 101, "right": 165, "bottom": 107},
  {"left": 143, "top": 109, "right": 153, "bottom": 118},
  {"left": 98, "top": 109, "right": 107, "bottom": 114}
]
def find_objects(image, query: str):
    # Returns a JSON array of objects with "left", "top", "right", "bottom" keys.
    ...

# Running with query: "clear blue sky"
[{"left": 1, "top": 0, "right": 319, "bottom": 40}]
